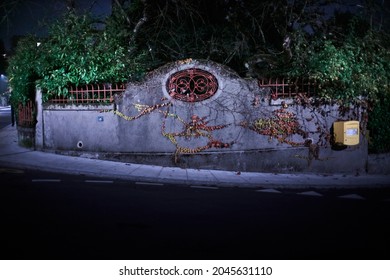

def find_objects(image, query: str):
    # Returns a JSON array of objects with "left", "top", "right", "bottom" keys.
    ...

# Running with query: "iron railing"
[
  {"left": 47, "top": 83, "right": 126, "bottom": 104},
  {"left": 258, "top": 78, "right": 316, "bottom": 99},
  {"left": 18, "top": 100, "right": 35, "bottom": 127}
]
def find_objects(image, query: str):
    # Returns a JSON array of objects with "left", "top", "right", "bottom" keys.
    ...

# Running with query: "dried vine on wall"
[
  {"left": 241, "top": 107, "right": 307, "bottom": 146},
  {"left": 162, "top": 114, "right": 232, "bottom": 162},
  {"left": 101, "top": 99, "right": 232, "bottom": 162}
]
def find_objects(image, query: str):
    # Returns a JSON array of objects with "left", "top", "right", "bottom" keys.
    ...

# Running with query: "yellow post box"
[{"left": 333, "top": 121, "right": 360, "bottom": 145}]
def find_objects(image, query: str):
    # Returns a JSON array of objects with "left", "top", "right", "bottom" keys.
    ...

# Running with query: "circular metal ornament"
[{"left": 166, "top": 68, "right": 218, "bottom": 102}]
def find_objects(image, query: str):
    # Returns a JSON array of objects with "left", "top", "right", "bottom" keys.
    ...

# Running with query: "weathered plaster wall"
[
  {"left": 36, "top": 59, "right": 367, "bottom": 173},
  {"left": 41, "top": 104, "right": 120, "bottom": 152}
]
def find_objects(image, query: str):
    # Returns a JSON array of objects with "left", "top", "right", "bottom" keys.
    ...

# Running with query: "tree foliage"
[
  {"left": 7, "top": 35, "right": 38, "bottom": 106},
  {"left": 8, "top": 0, "right": 389, "bottom": 102},
  {"left": 122, "top": 0, "right": 307, "bottom": 75},
  {"left": 36, "top": 12, "right": 147, "bottom": 99},
  {"left": 120, "top": 0, "right": 389, "bottom": 101},
  {"left": 7, "top": 12, "right": 149, "bottom": 103},
  {"left": 286, "top": 29, "right": 390, "bottom": 102}
]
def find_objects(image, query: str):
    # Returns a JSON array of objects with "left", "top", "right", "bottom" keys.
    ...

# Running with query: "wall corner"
[{"left": 35, "top": 88, "right": 44, "bottom": 150}]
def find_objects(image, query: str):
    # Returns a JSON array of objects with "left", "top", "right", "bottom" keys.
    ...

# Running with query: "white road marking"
[
  {"left": 256, "top": 188, "right": 282, "bottom": 193},
  {"left": 0, "top": 168, "right": 25, "bottom": 174},
  {"left": 85, "top": 180, "right": 113, "bottom": 184},
  {"left": 32, "top": 179, "right": 61, "bottom": 183},
  {"left": 135, "top": 182, "right": 164, "bottom": 186},
  {"left": 297, "top": 191, "right": 323, "bottom": 197},
  {"left": 338, "top": 194, "right": 365, "bottom": 200},
  {"left": 190, "top": 185, "right": 218, "bottom": 190}
]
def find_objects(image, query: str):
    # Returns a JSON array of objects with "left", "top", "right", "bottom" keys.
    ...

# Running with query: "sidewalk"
[
  {"left": 1, "top": 124, "right": 389, "bottom": 188},
  {"left": 0, "top": 105, "right": 11, "bottom": 110}
]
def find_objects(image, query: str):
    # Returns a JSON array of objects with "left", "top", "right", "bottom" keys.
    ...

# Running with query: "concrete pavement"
[{"left": 1, "top": 121, "right": 389, "bottom": 188}]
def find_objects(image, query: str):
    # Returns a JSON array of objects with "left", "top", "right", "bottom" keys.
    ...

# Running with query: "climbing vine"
[
  {"left": 162, "top": 115, "right": 231, "bottom": 162},
  {"left": 111, "top": 102, "right": 172, "bottom": 121},
  {"left": 242, "top": 107, "right": 307, "bottom": 146},
  {"left": 101, "top": 100, "right": 231, "bottom": 162}
]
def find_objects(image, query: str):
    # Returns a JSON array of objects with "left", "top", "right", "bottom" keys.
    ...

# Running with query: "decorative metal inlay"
[{"left": 167, "top": 68, "right": 218, "bottom": 102}]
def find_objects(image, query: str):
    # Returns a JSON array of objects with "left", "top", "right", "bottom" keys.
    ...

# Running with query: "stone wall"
[{"left": 35, "top": 59, "right": 367, "bottom": 173}]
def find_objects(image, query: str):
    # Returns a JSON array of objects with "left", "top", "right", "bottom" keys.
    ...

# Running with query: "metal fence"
[
  {"left": 45, "top": 79, "right": 314, "bottom": 104},
  {"left": 47, "top": 83, "right": 126, "bottom": 104},
  {"left": 18, "top": 100, "right": 35, "bottom": 127},
  {"left": 258, "top": 77, "right": 316, "bottom": 99}
]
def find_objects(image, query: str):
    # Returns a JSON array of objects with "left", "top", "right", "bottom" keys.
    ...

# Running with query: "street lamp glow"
[{"left": 0, "top": 74, "right": 8, "bottom": 82}]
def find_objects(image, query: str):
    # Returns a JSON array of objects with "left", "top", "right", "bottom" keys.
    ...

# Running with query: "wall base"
[
  {"left": 47, "top": 146, "right": 368, "bottom": 174},
  {"left": 17, "top": 126, "right": 35, "bottom": 148}
]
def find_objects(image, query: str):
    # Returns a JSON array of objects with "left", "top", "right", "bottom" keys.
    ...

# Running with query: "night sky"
[{"left": 0, "top": 0, "right": 111, "bottom": 51}]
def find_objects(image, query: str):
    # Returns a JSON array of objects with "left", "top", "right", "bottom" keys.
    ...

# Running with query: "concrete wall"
[
  {"left": 367, "top": 153, "right": 390, "bottom": 174},
  {"left": 35, "top": 59, "right": 368, "bottom": 173}
]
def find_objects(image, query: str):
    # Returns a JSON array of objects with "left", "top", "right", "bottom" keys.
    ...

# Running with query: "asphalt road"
[
  {"left": 0, "top": 106, "right": 12, "bottom": 129},
  {"left": 1, "top": 168, "right": 390, "bottom": 260}
]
